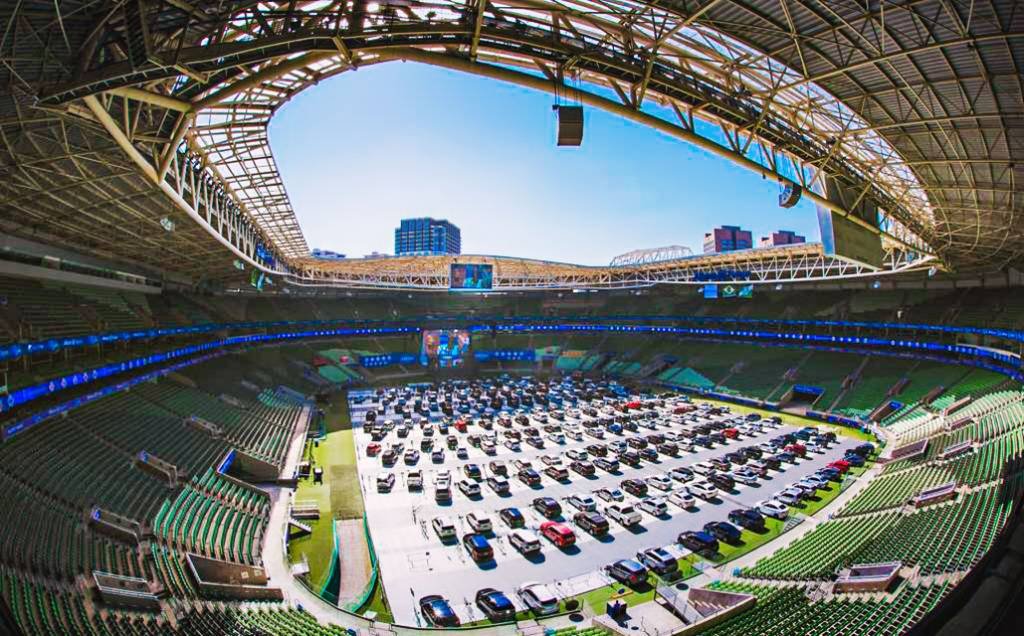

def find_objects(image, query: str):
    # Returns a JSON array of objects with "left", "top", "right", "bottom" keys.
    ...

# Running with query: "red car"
[
  {"left": 785, "top": 443, "right": 806, "bottom": 458},
  {"left": 366, "top": 443, "right": 382, "bottom": 456},
  {"left": 455, "top": 420, "right": 468, "bottom": 433},
  {"left": 828, "top": 459, "right": 851, "bottom": 473},
  {"left": 723, "top": 428, "right": 739, "bottom": 439},
  {"left": 540, "top": 521, "right": 576, "bottom": 548}
]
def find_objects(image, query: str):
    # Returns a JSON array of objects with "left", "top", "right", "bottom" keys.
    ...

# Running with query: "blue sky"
[{"left": 270, "top": 62, "right": 820, "bottom": 265}]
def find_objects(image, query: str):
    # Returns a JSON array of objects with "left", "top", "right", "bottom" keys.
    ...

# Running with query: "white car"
[
  {"left": 566, "top": 448, "right": 589, "bottom": 461},
  {"left": 458, "top": 480, "right": 481, "bottom": 497},
  {"left": 646, "top": 474, "right": 673, "bottom": 491},
  {"left": 638, "top": 497, "right": 669, "bottom": 517},
  {"left": 692, "top": 461, "right": 715, "bottom": 476},
  {"left": 565, "top": 428, "right": 583, "bottom": 441},
  {"left": 431, "top": 516, "right": 457, "bottom": 540},
  {"left": 596, "top": 487, "right": 625, "bottom": 502},
  {"left": 541, "top": 454, "right": 564, "bottom": 466},
  {"left": 668, "top": 489, "right": 696, "bottom": 509},
  {"left": 687, "top": 481, "right": 718, "bottom": 500},
  {"left": 546, "top": 432, "right": 566, "bottom": 445},
  {"left": 567, "top": 494, "right": 597, "bottom": 512},
  {"left": 776, "top": 489, "right": 803, "bottom": 506},
  {"left": 670, "top": 467, "right": 695, "bottom": 482},
  {"left": 606, "top": 503, "right": 642, "bottom": 526},
  {"left": 801, "top": 475, "right": 829, "bottom": 490},
  {"left": 517, "top": 582, "right": 560, "bottom": 616},
  {"left": 609, "top": 440, "right": 628, "bottom": 453},
  {"left": 757, "top": 499, "right": 789, "bottom": 520},
  {"left": 729, "top": 470, "right": 758, "bottom": 486},
  {"left": 467, "top": 511, "right": 492, "bottom": 533},
  {"left": 509, "top": 529, "right": 542, "bottom": 555}
]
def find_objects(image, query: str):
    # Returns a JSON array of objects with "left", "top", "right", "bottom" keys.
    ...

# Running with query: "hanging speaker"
[
  {"left": 778, "top": 183, "right": 802, "bottom": 208},
  {"left": 555, "top": 105, "right": 584, "bottom": 146}
]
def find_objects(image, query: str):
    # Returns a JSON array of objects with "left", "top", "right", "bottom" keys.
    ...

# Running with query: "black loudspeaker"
[
  {"left": 779, "top": 183, "right": 802, "bottom": 208},
  {"left": 555, "top": 105, "right": 584, "bottom": 146}
]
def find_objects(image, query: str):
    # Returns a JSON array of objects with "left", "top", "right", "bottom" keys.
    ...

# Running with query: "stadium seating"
[
  {"left": 701, "top": 580, "right": 950, "bottom": 636},
  {"left": 744, "top": 512, "right": 902, "bottom": 580}
]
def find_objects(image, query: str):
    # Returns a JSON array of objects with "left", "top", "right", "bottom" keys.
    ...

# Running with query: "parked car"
[
  {"left": 728, "top": 508, "right": 766, "bottom": 531},
  {"left": 703, "top": 521, "right": 743, "bottom": 544},
  {"left": 606, "top": 503, "right": 642, "bottom": 526},
  {"left": 419, "top": 595, "right": 460, "bottom": 627},
  {"left": 509, "top": 529, "right": 542, "bottom": 555},
  {"left": 708, "top": 472, "right": 736, "bottom": 491},
  {"left": 377, "top": 473, "right": 395, "bottom": 492},
  {"left": 574, "top": 511, "right": 610, "bottom": 536},
  {"left": 594, "top": 457, "right": 620, "bottom": 472},
  {"left": 638, "top": 497, "right": 669, "bottom": 517},
  {"left": 637, "top": 547, "right": 678, "bottom": 576},
  {"left": 621, "top": 478, "right": 648, "bottom": 497},
  {"left": 431, "top": 516, "right": 457, "bottom": 541},
  {"left": 486, "top": 476, "right": 510, "bottom": 495},
  {"left": 467, "top": 511, "right": 493, "bottom": 533},
  {"left": 517, "top": 582, "right": 560, "bottom": 616},
  {"left": 606, "top": 559, "right": 649, "bottom": 586},
  {"left": 678, "top": 530, "right": 719, "bottom": 556},
  {"left": 670, "top": 466, "right": 695, "bottom": 482},
  {"left": 596, "top": 487, "right": 625, "bottom": 502},
  {"left": 475, "top": 588, "right": 516, "bottom": 622},
  {"left": 687, "top": 481, "right": 718, "bottom": 500},
  {"left": 540, "top": 520, "right": 576, "bottom": 547},
  {"left": 533, "top": 497, "right": 562, "bottom": 518},
  {"left": 567, "top": 494, "right": 598, "bottom": 512},
  {"left": 757, "top": 499, "right": 789, "bottom": 520},
  {"left": 646, "top": 474, "right": 673, "bottom": 491},
  {"left": 518, "top": 468, "right": 542, "bottom": 486},
  {"left": 669, "top": 489, "right": 696, "bottom": 509},
  {"left": 463, "top": 533, "right": 494, "bottom": 562}
]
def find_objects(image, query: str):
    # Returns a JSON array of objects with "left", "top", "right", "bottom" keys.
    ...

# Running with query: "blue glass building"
[{"left": 394, "top": 218, "right": 462, "bottom": 256}]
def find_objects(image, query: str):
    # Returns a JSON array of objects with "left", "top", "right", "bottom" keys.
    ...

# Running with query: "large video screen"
[
  {"left": 421, "top": 330, "right": 471, "bottom": 367},
  {"left": 450, "top": 263, "right": 493, "bottom": 290},
  {"left": 703, "top": 283, "right": 753, "bottom": 299}
]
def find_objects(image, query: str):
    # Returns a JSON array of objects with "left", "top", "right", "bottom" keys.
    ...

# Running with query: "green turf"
[
  {"left": 707, "top": 517, "right": 786, "bottom": 564},
  {"left": 287, "top": 391, "right": 366, "bottom": 594}
]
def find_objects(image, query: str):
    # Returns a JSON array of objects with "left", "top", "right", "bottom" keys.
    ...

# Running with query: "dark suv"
[
  {"left": 532, "top": 497, "right": 562, "bottom": 518},
  {"left": 574, "top": 511, "right": 610, "bottom": 536},
  {"left": 678, "top": 531, "right": 719, "bottom": 556}
]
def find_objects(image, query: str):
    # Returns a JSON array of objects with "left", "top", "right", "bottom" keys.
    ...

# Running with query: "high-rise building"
[
  {"left": 394, "top": 218, "right": 462, "bottom": 256},
  {"left": 703, "top": 225, "right": 753, "bottom": 254},
  {"left": 759, "top": 230, "right": 806, "bottom": 247}
]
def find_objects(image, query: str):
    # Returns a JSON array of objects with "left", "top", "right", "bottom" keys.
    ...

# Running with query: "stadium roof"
[{"left": 0, "top": 0, "right": 1020, "bottom": 283}]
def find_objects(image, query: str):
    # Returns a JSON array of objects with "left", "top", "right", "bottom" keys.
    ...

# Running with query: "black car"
[
  {"left": 678, "top": 530, "right": 719, "bottom": 556},
  {"left": 533, "top": 497, "right": 562, "bottom": 518},
  {"left": 657, "top": 442, "right": 679, "bottom": 456},
  {"left": 475, "top": 588, "right": 516, "bottom": 622},
  {"left": 586, "top": 444, "right": 608, "bottom": 457},
  {"left": 740, "top": 446, "right": 762, "bottom": 460},
  {"left": 639, "top": 447, "right": 659, "bottom": 462},
  {"left": 852, "top": 443, "right": 876, "bottom": 457},
  {"left": 710, "top": 457, "right": 731, "bottom": 472},
  {"left": 620, "top": 449, "right": 643, "bottom": 466},
  {"left": 606, "top": 559, "right": 649, "bottom": 586},
  {"left": 777, "top": 451, "right": 797, "bottom": 464},
  {"left": 518, "top": 468, "right": 542, "bottom": 486},
  {"left": 500, "top": 507, "right": 525, "bottom": 528},
  {"left": 627, "top": 437, "right": 648, "bottom": 449},
  {"left": 728, "top": 508, "right": 766, "bottom": 531},
  {"left": 574, "top": 511, "right": 610, "bottom": 536},
  {"left": 419, "top": 595, "right": 461, "bottom": 627},
  {"left": 708, "top": 472, "right": 735, "bottom": 491},
  {"left": 621, "top": 478, "right": 648, "bottom": 497},
  {"left": 724, "top": 451, "right": 747, "bottom": 465},
  {"left": 709, "top": 432, "right": 727, "bottom": 445},
  {"left": 762, "top": 455, "right": 782, "bottom": 470},
  {"left": 704, "top": 521, "right": 743, "bottom": 544},
  {"left": 571, "top": 460, "right": 595, "bottom": 477}
]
